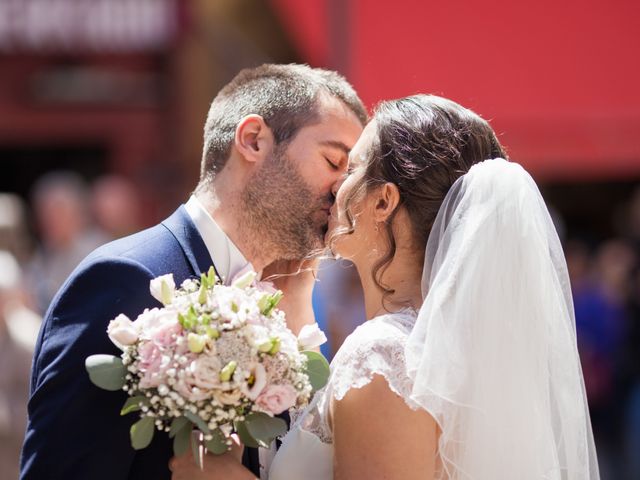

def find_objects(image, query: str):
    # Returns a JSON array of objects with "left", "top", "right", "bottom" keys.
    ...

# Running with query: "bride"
[{"left": 170, "top": 94, "right": 600, "bottom": 479}]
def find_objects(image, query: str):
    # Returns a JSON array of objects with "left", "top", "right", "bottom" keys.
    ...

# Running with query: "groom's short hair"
[{"left": 199, "top": 64, "right": 367, "bottom": 184}]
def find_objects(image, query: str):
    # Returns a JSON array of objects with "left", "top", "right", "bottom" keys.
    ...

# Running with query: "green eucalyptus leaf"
[
  {"left": 244, "top": 412, "right": 287, "bottom": 448},
  {"left": 85, "top": 354, "right": 126, "bottom": 391},
  {"left": 302, "top": 351, "right": 331, "bottom": 392},
  {"left": 184, "top": 411, "right": 211, "bottom": 435},
  {"left": 120, "top": 396, "right": 148, "bottom": 416},
  {"left": 234, "top": 419, "right": 260, "bottom": 449},
  {"left": 205, "top": 428, "right": 229, "bottom": 455},
  {"left": 172, "top": 421, "right": 191, "bottom": 456},
  {"left": 130, "top": 416, "right": 155, "bottom": 450},
  {"left": 169, "top": 416, "right": 190, "bottom": 439}
]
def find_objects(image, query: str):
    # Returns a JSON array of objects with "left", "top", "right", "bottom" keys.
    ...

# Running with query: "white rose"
[
  {"left": 107, "top": 314, "right": 138, "bottom": 348},
  {"left": 189, "top": 355, "right": 222, "bottom": 390},
  {"left": 297, "top": 324, "right": 327, "bottom": 350},
  {"left": 149, "top": 274, "right": 175, "bottom": 305}
]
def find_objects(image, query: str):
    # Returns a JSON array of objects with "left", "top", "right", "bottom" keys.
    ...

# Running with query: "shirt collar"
[{"left": 184, "top": 195, "right": 257, "bottom": 284}]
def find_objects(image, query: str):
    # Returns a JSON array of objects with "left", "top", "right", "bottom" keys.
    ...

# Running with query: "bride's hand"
[
  {"left": 169, "top": 434, "right": 256, "bottom": 480},
  {"left": 262, "top": 258, "right": 319, "bottom": 335}
]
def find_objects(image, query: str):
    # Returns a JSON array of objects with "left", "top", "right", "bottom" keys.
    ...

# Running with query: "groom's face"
[{"left": 243, "top": 95, "right": 364, "bottom": 259}]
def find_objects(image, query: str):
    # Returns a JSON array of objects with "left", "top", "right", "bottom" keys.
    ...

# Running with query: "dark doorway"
[{"left": 0, "top": 144, "right": 108, "bottom": 199}]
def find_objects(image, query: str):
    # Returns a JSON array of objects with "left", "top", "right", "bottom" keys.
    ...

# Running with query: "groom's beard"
[{"left": 241, "top": 149, "right": 330, "bottom": 260}]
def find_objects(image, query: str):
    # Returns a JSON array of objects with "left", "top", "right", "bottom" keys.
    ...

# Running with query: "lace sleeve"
[{"left": 329, "top": 316, "right": 420, "bottom": 411}]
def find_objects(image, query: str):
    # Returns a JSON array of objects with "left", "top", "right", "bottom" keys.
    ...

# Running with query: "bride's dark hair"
[{"left": 332, "top": 94, "right": 508, "bottom": 295}]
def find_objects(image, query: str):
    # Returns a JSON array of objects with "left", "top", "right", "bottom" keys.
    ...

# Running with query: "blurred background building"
[{"left": 0, "top": 0, "right": 638, "bottom": 478}]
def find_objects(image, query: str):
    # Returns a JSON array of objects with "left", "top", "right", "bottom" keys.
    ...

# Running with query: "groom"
[{"left": 20, "top": 63, "right": 366, "bottom": 480}]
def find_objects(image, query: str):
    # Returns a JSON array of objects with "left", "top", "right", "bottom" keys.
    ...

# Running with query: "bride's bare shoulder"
[{"left": 332, "top": 373, "right": 438, "bottom": 480}]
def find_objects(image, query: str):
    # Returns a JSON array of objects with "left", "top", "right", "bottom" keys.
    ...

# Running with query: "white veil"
[{"left": 405, "top": 158, "right": 600, "bottom": 479}]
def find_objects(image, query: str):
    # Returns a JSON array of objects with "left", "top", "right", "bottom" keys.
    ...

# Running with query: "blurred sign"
[
  {"left": 29, "top": 67, "right": 164, "bottom": 107},
  {"left": 0, "top": 0, "right": 179, "bottom": 52}
]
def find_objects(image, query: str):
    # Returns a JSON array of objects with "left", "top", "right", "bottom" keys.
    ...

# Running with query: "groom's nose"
[
  {"left": 331, "top": 170, "right": 349, "bottom": 196},
  {"left": 330, "top": 179, "right": 341, "bottom": 198}
]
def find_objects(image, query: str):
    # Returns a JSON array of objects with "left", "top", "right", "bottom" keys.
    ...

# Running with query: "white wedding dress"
[{"left": 269, "top": 309, "right": 419, "bottom": 480}]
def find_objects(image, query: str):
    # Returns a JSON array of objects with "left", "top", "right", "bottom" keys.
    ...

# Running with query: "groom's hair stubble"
[{"left": 198, "top": 64, "right": 367, "bottom": 188}]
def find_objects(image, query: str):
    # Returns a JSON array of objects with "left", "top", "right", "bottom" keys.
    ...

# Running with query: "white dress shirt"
[
  {"left": 184, "top": 195, "right": 255, "bottom": 284},
  {"left": 184, "top": 195, "right": 274, "bottom": 478}
]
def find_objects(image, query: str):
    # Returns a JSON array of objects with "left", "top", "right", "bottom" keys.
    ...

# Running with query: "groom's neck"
[{"left": 195, "top": 185, "right": 274, "bottom": 273}]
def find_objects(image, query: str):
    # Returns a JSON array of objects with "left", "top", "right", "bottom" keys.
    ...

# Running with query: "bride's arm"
[{"left": 332, "top": 374, "right": 438, "bottom": 480}]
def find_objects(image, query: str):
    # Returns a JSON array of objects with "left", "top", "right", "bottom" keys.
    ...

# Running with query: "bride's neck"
[{"left": 354, "top": 251, "right": 423, "bottom": 320}]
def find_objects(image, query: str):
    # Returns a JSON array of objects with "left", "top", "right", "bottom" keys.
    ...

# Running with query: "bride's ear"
[
  {"left": 234, "top": 114, "right": 273, "bottom": 165},
  {"left": 372, "top": 182, "right": 400, "bottom": 223}
]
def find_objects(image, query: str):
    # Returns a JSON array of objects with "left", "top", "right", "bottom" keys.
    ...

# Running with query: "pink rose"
[
  {"left": 150, "top": 319, "right": 182, "bottom": 348},
  {"left": 255, "top": 384, "right": 297, "bottom": 416},
  {"left": 138, "top": 341, "right": 162, "bottom": 368},
  {"left": 137, "top": 341, "right": 165, "bottom": 388},
  {"left": 107, "top": 314, "right": 138, "bottom": 348},
  {"left": 133, "top": 308, "right": 182, "bottom": 347}
]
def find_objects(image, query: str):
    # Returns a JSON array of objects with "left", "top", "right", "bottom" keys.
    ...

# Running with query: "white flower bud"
[
  {"left": 149, "top": 274, "right": 176, "bottom": 305},
  {"left": 297, "top": 323, "right": 328, "bottom": 350}
]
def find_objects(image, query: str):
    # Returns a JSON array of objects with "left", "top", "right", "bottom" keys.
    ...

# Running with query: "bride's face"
[{"left": 327, "top": 121, "right": 379, "bottom": 259}]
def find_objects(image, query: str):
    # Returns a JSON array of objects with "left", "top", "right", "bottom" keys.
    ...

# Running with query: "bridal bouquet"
[{"left": 85, "top": 267, "right": 329, "bottom": 457}]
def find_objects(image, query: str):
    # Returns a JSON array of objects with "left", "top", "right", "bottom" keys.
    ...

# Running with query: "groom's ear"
[
  {"left": 373, "top": 182, "right": 401, "bottom": 223},
  {"left": 234, "top": 114, "right": 274, "bottom": 165}
]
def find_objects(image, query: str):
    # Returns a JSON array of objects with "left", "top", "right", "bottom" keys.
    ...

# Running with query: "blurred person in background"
[
  {"left": 313, "top": 259, "right": 365, "bottom": 358},
  {"left": 0, "top": 194, "right": 32, "bottom": 264},
  {"left": 25, "top": 171, "right": 107, "bottom": 314},
  {"left": 622, "top": 186, "right": 640, "bottom": 250},
  {"left": 624, "top": 262, "right": 640, "bottom": 479},
  {"left": 91, "top": 175, "right": 143, "bottom": 240},
  {"left": 0, "top": 251, "right": 40, "bottom": 480},
  {"left": 572, "top": 239, "right": 635, "bottom": 477},
  {"left": 618, "top": 186, "right": 640, "bottom": 479}
]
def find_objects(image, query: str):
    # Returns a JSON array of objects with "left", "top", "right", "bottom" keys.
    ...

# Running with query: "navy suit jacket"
[{"left": 20, "top": 206, "right": 261, "bottom": 479}]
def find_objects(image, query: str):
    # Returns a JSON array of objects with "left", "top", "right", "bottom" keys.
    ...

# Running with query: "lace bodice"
[
  {"left": 269, "top": 310, "right": 418, "bottom": 479},
  {"left": 330, "top": 309, "right": 419, "bottom": 405}
]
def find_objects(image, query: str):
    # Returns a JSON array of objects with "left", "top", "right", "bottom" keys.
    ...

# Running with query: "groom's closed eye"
[
  {"left": 325, "top": 157, "right": 340, "bottom": 170},
  {"left": 320, "top": 140, "right": 351, "bottom": 171}
]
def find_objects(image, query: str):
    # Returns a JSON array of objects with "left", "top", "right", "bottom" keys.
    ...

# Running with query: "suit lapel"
[{"left": 161, "top": 205, "right": 215, "bottom": 277}]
